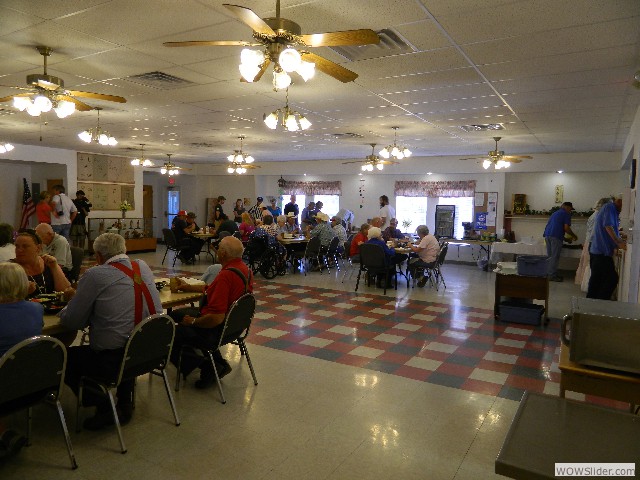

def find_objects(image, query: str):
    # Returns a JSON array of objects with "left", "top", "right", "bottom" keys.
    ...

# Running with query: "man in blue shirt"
[
  {"left": 587, "top": 198, "right": 626, "bottom": 299},
  {"left": 543, "top": 202, "right": 578, "bottom": 281}
]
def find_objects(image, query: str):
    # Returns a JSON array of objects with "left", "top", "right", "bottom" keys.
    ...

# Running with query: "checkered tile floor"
[{"left": 83, "top": 257, "right": 627, "bottom": 409}]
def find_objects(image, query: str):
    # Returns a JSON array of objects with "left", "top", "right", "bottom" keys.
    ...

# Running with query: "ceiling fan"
[
  {"left": 163, "top": 1, "right": 379, "bottom": 88},
  {"left": 0, "top": 46, "right": 126, "bottom": 117},
  {"left": 146, "top": 154, "right": 191, "bottom": 176},
  {"left": 459, "top": 137, "right": 532, "bottom": 169},
  {"left": 342, "top": 144, "right": 398, "bottom": 172}
]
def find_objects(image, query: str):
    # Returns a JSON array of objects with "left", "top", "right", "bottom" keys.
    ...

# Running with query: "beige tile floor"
[{"left": 1, "top": 251, "right": 582, "bottom": 479}]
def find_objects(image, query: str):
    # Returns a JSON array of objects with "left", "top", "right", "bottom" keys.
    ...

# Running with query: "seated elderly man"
[
  {"left": 330, "top": 215, "right": 348, "bottom": 253},
  {"left": 169, "top": 236, "right": 253, "bottom": 389},
  {"left": 60, "top": 233, "right": 162, "bottom": 430},
  {"left": 409, "top": 225, "right": 440, "bottom": 287},
  {"left": 35, "top": 223, "right": 73, "bottom": 276},
  {"left": 382, "top": 218, "right": 405, "bottom": 242},
  {"left": 282, "top": 213, "right": 301, "bottom": 236},
  {"left": 309, "top": 212, "right": 335, "bottom": 248}
]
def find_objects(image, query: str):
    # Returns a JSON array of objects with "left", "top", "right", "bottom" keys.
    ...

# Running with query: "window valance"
[
  {"left": 394, "top": 180, "right": 476, "bottom": 197},
  {"left": 281, "top": 180, "right": 342, "bottom": 195}
]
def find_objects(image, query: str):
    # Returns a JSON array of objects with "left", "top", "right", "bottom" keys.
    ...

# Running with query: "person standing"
[
  {"left": 379, "top": 195, "right": 396, "bottom": 228},
  {"left": 543, "top": 202, "right": 578, "bottom": 282},
  {"left": 36, "top": 192, "right": 52, "bottom": 224},
  {"left": 587, "top": 198, "right": 626, "bottom": 300},
  {"left": 267, "top": 198, "right": 282, "bottom": 217},
  {"left": 50, "top": 185, "right": 77, "bottom": 241},
  {"left": 301, "top": 201, "right": 316, "bottom": 229},
  {"left": 232, "top": 199, "right": 245, "bottom": 223},
  {"left": 214, "top": 196, "right": 226, "bottom": 223},
  {"left": 248, "top": 197, "right": 264, "bottom": 223},
  {"left": 71, "top": 190, "right": 92, "bottom": 249},
  {"left": 284, "top": 195, "right": 299, "bottom": 224}
]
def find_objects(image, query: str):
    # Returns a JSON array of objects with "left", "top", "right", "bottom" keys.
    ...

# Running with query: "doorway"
[{"left": 167, "top": 187, "right": 180, "bottom": 228}]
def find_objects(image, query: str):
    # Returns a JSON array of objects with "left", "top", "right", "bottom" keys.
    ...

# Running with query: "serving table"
[
  {"left": 559, "top": 344, "right": 640, "bottom": 412},
  {"left": 490, "top": 241, "right": 546, "bottom": 264},
  {"left": 495, "top": 391, "right": 640, "bottom": 479}
]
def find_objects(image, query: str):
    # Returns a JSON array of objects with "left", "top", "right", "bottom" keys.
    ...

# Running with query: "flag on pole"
[{"left": 20, "top": 178, "right": 36, "bottom": 229}]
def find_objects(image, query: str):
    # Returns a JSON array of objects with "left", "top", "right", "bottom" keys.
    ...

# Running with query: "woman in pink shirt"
[{"left": 409, "top": 225, "right": 440, "bottom": 287}]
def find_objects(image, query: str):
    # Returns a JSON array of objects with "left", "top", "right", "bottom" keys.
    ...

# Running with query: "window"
[
  {"left": 167, "top": 188, "right": 180, "bottom": 228},
  {"left": 313, "top": 195, "right": 339, "bottom": 218},
  {"left": 437, "top": 196, "right": 474, "bottom": 239},
  {"left": 396, "top": 196, "right": 428, "bottom": 233}
]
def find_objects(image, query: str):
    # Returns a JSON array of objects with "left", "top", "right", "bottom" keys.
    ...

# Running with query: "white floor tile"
[
  {"left": 483, "top": 352, "right": 518, "bottom": 364},
  {"left": 469, "top": 368, "right": 509, "bottom": 385},
  {"left": 373, "top": 333, "right": 405, "bottom": 344},
  {"left": 494, "top": 338, "right": 526, "bottom": 348},
  {"left": 349, "top": 346, "right": 384, "bottom": 359},
  {"left": 257, "top": 328, "right": 288, "bottom": 338},
  {"left": 425, "top": 342, "right": 458, "bottom": 354},
  {"left": 405, "top": 357, "right": 443, "bottom": 371},
  {"left": 301, "top": 337, "right": 334, "bottom": 348}
]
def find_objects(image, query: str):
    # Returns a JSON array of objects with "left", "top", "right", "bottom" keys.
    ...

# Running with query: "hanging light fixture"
[
  {"left": 379, "top": 126, "right": 412, "bottom": 160},
  {"left": 77, "top": 107, "right": 117, "bottom": 146},
  {"left": 239, "top": 44, "right": 315, "bottom": 91},
  {"left": 263, "top": 88, "right": 311, "bottom": 132},
  {"left": 227, "top": 135, "right": 256, "bottom": 174},
  {"left": 130, "top": 143, "right": 154, "bottom": 167},
  {"left": 0, "top": 142, "right": 15, "bottom": 154},
  {"left": 160, "top": 154, "right": 180, "bottom": 176},
  {"left": 13, "top": 92, "right": 76, "bottom": 119}
]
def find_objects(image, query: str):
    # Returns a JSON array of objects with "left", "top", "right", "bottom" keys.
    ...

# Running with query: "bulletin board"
[
  {"left": 474, "top": 192, "right": 497, "bottom": 233},
  {"left": 77, "top": 152, "right": 135, "bottom": 211}
]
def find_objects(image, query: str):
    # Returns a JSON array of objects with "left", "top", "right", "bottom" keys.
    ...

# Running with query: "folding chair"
[
  {"left": 0, "top": 336, "right": 77, "bottom": 469},
  {"left": 356, "top": 243, "right": 399, "bottom": 295},
  {"left": 321, "top": 236, "right": 341, "bottom": 272},
  {"left": 298, "top": 236, "right": 322, "bottom": 275},
  {"left": 161, "top": 228, "right": 190, "bottom": 266},
  {"left": 175, "top": 294, "right": 257, "bottom": 404},
  {"left": 76, "top": 314, "right": 180, "bottom": 454}
]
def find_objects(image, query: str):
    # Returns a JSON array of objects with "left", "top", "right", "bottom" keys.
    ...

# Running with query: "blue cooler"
[{"left": 516, "top": 255, "right": 549, "bottom": 277}]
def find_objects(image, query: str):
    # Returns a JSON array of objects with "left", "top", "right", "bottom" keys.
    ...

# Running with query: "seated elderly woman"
[
  {"left": 0, "top": 262, "right": 44, "bottom": 458},
  {"left": 408, "top": 225, "right": 440, "bottom": 287},
  {"left": 349, "top": 223, "right": 370, "bottom": 262},
  {"left": 261, "top": 214, "right": 279, "bottom": 237},
  {"left": 12, "top": 230, "right": 73, "bottom": 299},
  {"left": 366, "top": 226, "right": 407, "bottom": 288},
  {"left": 238, "top": 212, "right": 255, "bottom": 242}
]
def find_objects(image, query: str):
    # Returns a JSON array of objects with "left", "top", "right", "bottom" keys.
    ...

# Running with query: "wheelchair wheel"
[
  {"left": 276, "top": 255, "right": 287, "bottom": 276},
  {"left": 259, "top": 251, "right": 277, "bottom": 279}
]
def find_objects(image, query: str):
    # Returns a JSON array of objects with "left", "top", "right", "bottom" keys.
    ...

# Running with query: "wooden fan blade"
[
  {"left": 0, "top": 84, "right": 36, "bottom": 92},
  {"left": 381, "top": 160, "right": 398, "bottom": 166},
  {"left": 342, "top": 160, "right": 365, "bottom": 165},
  {"left": 0, "top": 92, "right": 33, "bottom": 103},
  {"left": 163, "top": 40, "right": 261, "bottom": 47},
  {"left": 301, "top": 52, "right": 358, "bottom": 83},
  {"left": 67, "top": 90, "right": 126, "bottom": 103},
  {"left": 503, "top": 158, "right": 523, "bottom": 164},
  {"left": 223, "top": 4, "right": 276, "bottom": 36},
  {"left": 504, "top": 155, "right": 532, "bottom": 160},
  {"left": 458, "top": 156, "right": 483, "bottom": 161},
  {"left": 301, "top": 29, "right": 379, "bottom": 47},
  {"left": 59, "top": 95, "right": 93, "bottom": 111},
  {"left": 240, "top": 58, "right": 271, "bottom": 83},
  {"left": 244, "top": 164, "right": 260, "bottom": 169}
]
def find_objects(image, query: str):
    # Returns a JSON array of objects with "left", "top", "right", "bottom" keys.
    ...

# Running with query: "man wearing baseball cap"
[
  {"left": 543, "top": 201, "right": 578, "bottom": 281},
  {"left": 248, "top": 197, "right": 264, "bottom": 223},
  {"left": 171, "top": 210, "right": 201, "bottom": 264}
]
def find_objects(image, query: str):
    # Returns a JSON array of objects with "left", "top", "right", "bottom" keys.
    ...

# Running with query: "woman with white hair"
[
  {"left": 0, "top": 262, "right": 44, "bottom": 458},
  {"left": 366, "top": 226, "right": 401, "bottom": 288}
]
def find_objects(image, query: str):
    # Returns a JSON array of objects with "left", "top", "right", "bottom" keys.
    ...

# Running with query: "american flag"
[{"left": 20, "top": 178, "right": 36, "bottom": 229}]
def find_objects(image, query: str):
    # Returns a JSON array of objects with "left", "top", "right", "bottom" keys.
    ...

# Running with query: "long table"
[
  {"left": 43, "top": 288, "right": 202, "bottom": 336},
  {"left": 490, "top": 241, "right": 546, "bottom": 263}
]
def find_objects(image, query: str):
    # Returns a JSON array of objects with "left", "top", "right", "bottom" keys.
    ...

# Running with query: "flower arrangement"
[{"left": 119, "top": 200, "right": 132, "bottom": 212}]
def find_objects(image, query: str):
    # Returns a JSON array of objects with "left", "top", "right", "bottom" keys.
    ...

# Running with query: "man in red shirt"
[{"left": 170, "top": 236, "right": 253, "bottom": 388}]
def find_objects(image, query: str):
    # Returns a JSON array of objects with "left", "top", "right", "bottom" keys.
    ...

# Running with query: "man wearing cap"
[
  {"left": 214, "top": 196, "right": 226, "bottom": 223},
  {"left": 543, "top": 202, "right": 578, "bottom": 281},
  {"left": 284, "top": 195, "right": 299, "bottom": 224},
  {"left": 171, "top": 210, "right": 202, "bottom": 263},
  {"left": 248, "top": 197, "right": 264, "bottom": 223},
  {"left": 284, "top": 212, "right": 301, "bottom": 235}
]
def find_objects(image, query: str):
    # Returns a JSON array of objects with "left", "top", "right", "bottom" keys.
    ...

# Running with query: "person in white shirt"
[
  {"left": 50, "top": 185, "right": 77, "bottom": 241},
  {"left": 378, "top": 195, "right": 396, "bottom": 228},
  {"left": 35, "top": 223, "right": 73, "bottom": 273}
]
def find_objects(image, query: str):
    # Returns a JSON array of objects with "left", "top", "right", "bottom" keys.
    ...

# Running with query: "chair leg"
[
  {"left": 161, "top": 370, "right": 181, "bottom": 426},
  {"left": 55, "top": 399, "right": 78, "bottom": 469},
  {"left": 107, "top": 389, "right": 127, "bottom": 454},
  {"left": 208, "top": 352, "right": 226, "bottom": 405},
  {"left": 27, "top": 406, "right": 33, "bottom": 446},
  {"left": 355, "top": 266, "right": 362, "bottom": 291},
  {"left": 172, "top": 251, "right": 178, "bottom": 267},
  {"left": 76, "top": 386, "right": 83, "bottom": 433},
  {"left": 240, "top": 340, "right": 258, "bottom": 386},
  {"left": 162, "top": 247, "right": 168, "bottom": 265},
  {"left": 175, "top": 347, "right": 183, "bottom": 391}
]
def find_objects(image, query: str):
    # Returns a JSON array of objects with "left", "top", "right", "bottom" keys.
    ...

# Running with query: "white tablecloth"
[{"left": 490, "top": 242, "right": 546, "bottom": 263}]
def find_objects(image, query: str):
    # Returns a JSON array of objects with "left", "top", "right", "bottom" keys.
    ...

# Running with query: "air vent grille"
[
  {"left": 332, "top": 132, "right": 364, "bottom": 139},
  {"left": 127, "top": 71, "right": 194, "bottom": 90},
  {"left": 459, "top": 124, "right": 504, "bottom": 132},
  {"left": 329, "top": 29, "right": 416, "bottom": 62},
  {"left": 190, "top": 142, "right": 216, "bottom": 148}
]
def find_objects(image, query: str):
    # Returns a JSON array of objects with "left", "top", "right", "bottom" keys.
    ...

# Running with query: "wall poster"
[{"left": 77, "top": 153, "right": 135, "bottom": 211}]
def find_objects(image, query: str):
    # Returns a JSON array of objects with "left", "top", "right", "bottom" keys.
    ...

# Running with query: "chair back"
[
  {"left": 117, "top": 314, "right": 175, "bottom": 383},
  {"left": 162, "top": 228, "right": 178, "bottom": 248},
  {"left": 304, "top": 236, "right": 321, "bottom": 256},
  {"left": 325, "top": 235, "right": 340, "bottom": 255},
  {"left": 219, "top": 294, "right": 256, "bottom": 347},
  {"left": 437, "top": 243, "right": 449, "bottom": 266},
  {"left": 0, "top": 336, "right": 66, "bottom": 411},
  {"left": 69, "top": 246, "right": 84, "bottom": 282},
  {"left": 359, "top": 243, "right": 388, "bottom": 270}
]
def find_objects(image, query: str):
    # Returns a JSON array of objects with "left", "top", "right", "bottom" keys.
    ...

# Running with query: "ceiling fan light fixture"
[
  {"left": 54, "top": 100, "right": 75, "bottom": 118},
  {"left": 131, "top": 158, "right": 141, "bottom": 166},
  {"left": 33, "top": 94, "right": 52, "bottom": 113},
  {"left": 379, "top": 147, "right": 390, "bottom": 159},
  {"left": 279, "top": 48, "right": 301, "bottom": 73},
  {"left": 264, "top": 111, "right": 279, "bottom": 129},
  {"left": 227, "top": 167, "right": 235, "bottom": 174},
  {"left": 285, "top": 113, "right": 299, "bottom": 131},
  {"left": 298, "top": 115, "right": 312, "bottom": 130},
  {"left": 482, "top": 159, "right": 491, "bottom": 170},
  {"left": 160, "top": 167, "right": 167, "bottom": 175},
  {"left": 273, "top": 69, "right": 292, "bottom": 90},
  {"left": 376, "top": 163, "right": 384, "bottom": 170},
  {"left": 26, "top": 103, "right": 41, "bottom": 116},
  {"left": 0, "top": 143, "right": 14, "bottom": 154},
  {"left": 402, "top": 148, "right": 412, "bottom": 157},
  {"left": 240, "top": 48, "right": 264, "bottom": 67},
  {"left": 13, "top": 96, "right": 31, "bottom": 111},
  {"left": 78, "top": 130, "right": 92, "bottom": 143},
  {"left": 239, "top": 62, "right": 260, "bottom": 82},
  {"left": 245, "top": 155, "right": 255, "bottom": 164},
  {"left": 297, "top": 61, "right": 315, "bottom": 82}
]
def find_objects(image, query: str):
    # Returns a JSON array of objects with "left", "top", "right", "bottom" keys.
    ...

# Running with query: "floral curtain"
[
  {"left": 394, "top": 180, "right": 476, "bottom": 197},
  {"left": 280, "top": 180, "right": 342, "bottom": 195}
]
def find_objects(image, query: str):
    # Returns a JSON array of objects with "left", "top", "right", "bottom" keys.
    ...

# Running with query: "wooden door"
[
  {"left": 143, "top": 185, "right": 153, "bottom": 218},
  {"left": 46, "top": 179, "right": 64, "bottom": 194}
]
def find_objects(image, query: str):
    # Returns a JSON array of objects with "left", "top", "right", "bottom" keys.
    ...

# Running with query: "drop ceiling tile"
[
  {"left": 355, "top": 48, "right": 468, "bottom": 79},
  {"left": 393, "top": 19, "right": 452, "bottom": 52}
]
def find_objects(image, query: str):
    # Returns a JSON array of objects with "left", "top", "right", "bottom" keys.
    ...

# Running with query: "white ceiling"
[{"left": 0, "top": 0, "right": 639, "bottom": 171}]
